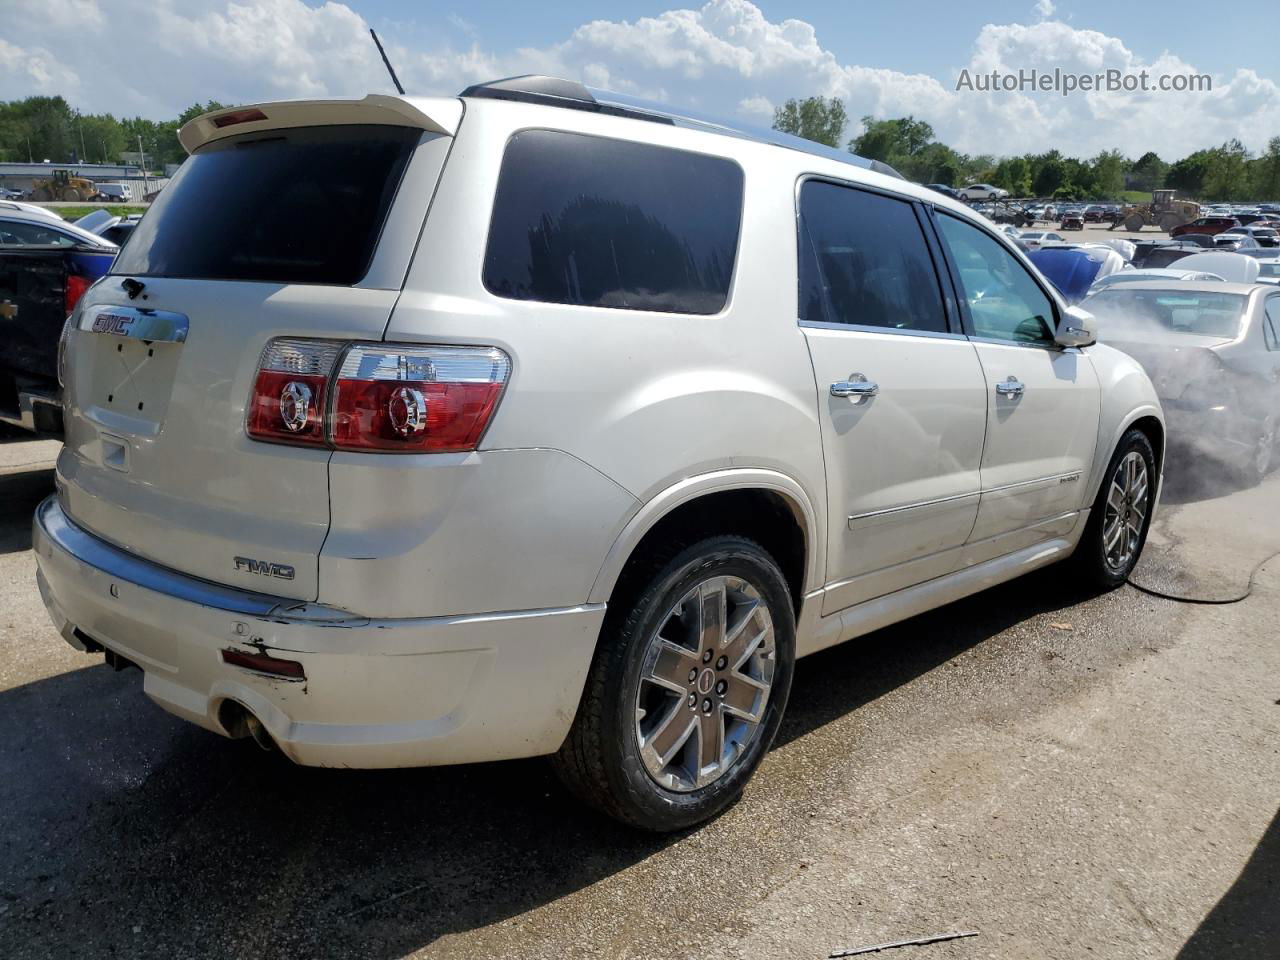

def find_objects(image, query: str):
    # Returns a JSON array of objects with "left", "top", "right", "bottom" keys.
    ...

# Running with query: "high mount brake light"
[
  {"left": 211, "top": 108, "right": 268, "bottom": 128},
  {"left": 246, "top": 339, "right": 511, "bottom": 453}
]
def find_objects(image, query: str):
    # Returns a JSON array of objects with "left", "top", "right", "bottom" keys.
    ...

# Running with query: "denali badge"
[{"left": 234, "top": 556, "right": 296, "bottom": 580}]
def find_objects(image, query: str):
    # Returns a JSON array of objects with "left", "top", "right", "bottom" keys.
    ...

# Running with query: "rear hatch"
[{"left": 58, "top": 99, "right": 458, "bottom": 599}]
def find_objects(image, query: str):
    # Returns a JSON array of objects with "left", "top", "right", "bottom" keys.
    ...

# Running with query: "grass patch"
[
  {"left": 1120, "top": 190, "right": 1152, "bottom": 204},
  {"left": 51, "top": 205, "right": 147, "bottom": 221}
]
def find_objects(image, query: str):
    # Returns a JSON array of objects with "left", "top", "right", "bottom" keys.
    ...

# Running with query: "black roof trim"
[{"left": 459, "top": 75, "right": 673, "bottom": 125}]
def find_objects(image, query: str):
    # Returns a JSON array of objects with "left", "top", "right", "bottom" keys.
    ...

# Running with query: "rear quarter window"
[
  {"left": 112, "top": 124, "right": 420, "bottom": 285},
  {"left": 482, "top": 130, "right": 744, "bottom": 315}
]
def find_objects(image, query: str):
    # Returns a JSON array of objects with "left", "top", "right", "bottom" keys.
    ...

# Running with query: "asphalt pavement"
[{"left": 0, "top": 432, "right": 1275, "bottom": 960}]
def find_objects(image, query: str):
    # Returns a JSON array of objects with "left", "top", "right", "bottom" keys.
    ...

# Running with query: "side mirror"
[{"left": 1056, "top": 304, "right": 1097, "bottom": 347}]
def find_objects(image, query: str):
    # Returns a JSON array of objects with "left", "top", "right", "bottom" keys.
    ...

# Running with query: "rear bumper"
[
  {"left": 1163, "top": 404, "right": 1255, "bottom": 467},
  {"left": 33, "top": 496, "right": 603, "bottom": 768},
  {"left": 0, "top": 383, "right": 62, "bottom": 433}
]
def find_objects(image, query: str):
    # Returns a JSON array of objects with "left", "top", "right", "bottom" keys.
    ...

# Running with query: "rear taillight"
[
  {"left": 64, "top": 274, "right": 91, "bottom": 315},
  {"left": 330, "top": 344, "right": 511, "bottom": 452},
  {"left": 246, "top": 339, "right": 511, "bottom": 453},
  {"left": 246, "top": 338, "right": 344, "bottom": 447}
]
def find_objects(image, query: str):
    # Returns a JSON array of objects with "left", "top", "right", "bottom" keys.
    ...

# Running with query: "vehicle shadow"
[
  {"left": 1176, "top": 807, "right": 1280, "bottom": 958},
  {"left": 0, "top": 563, "right": 1100, "bottom": 960},
  {"left": 774, "top": 563, "right": 1093, "bottom": 749},
  {"left": 1158, "top": 449, "right": 1261, "bottom": 507},
  {"left": 0, "top": 466, "right": 52, "bottom": 554}
]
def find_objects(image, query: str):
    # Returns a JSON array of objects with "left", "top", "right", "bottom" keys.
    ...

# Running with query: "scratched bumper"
[{"left": 32, "top": 496, "right": 603, "bottom": 768}]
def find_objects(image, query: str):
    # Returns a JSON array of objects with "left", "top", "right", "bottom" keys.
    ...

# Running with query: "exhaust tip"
[
  {"left": 244, "top": 712, "right": 277, "bottom": 753},
  {"left": 216, "top": 700, "right": 277, "bottom": 752}
]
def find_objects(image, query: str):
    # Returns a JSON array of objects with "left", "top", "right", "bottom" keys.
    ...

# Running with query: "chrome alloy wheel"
[
  {"left": 1103, "top": 450, "right": 1150, "bottom": 572},
  {"left": 634, "top": 576, "right": 776, "bottom": 793}
]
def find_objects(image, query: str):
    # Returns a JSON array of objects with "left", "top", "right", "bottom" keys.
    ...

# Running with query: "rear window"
[
  {"left": 483, "top": 130, "right": 743, "bottom": 315},
  {"left": 112, "top": 125, "right": 419, "bottom": 285},
  {"left": 1085, "top": 289, "right": 1246, "bottom": 339}
]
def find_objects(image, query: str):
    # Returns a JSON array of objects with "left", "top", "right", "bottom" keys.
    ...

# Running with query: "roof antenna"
[{"left": 369, "top": 29, "right": 406, "bottom": 95}]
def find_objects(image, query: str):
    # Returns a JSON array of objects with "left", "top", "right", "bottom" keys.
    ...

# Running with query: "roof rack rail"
[
  {"left": 457, "top": 75, "right": 902, "bottom": 180},
  {"left": 458, "top": 75, "right": 673, "bottom": 125}
]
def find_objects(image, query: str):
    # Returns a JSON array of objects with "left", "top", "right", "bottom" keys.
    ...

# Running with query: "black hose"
[{"left": 1125, "top": 548, "right": 1280, "bottom": 605}]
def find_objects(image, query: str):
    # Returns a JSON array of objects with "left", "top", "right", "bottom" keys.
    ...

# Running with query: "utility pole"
[
  {"left": 26, "top": 136, "right": 32, "bottom": 163},
  {"left": 137, "top": 134, "right": 147, "bottom": 196},
  {"left": 78, "top": 120, "right": 86, "bottom": 164}
]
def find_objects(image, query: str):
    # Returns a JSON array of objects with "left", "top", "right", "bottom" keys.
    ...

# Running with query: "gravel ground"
[{"left": 0, "top": 433, "right": 1275, "bottom": 960}]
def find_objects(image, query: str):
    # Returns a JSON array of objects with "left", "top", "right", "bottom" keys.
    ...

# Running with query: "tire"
[
  {"left": 1159, "top": 213, "right": 1182, "bottom": 233},
  {"left": 1124, "top": 214, "right": 1146, "bottom": 232},
  {"left": 31, "top": 188, "right": 51, "bottom": 202},
  {"left": 1073, "top": 429, "right": 1156, "bottom": 589},
  {"left": 553, "top": 535, "right": 795, "bottom": 832}
]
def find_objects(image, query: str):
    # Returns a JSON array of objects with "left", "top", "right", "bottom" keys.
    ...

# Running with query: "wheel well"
[
  {"left": 609, "top": 489, "right": 808, "bottom": 616},
  {"left": 1129, "top": 415, "right": 1165, "bottom": 471}
]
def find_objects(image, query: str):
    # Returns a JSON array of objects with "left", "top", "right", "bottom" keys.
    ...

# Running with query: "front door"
[
  {"left": 931, "top": 212, "right": 1100, "bottom": 547},
  {"left": 797, "top": 180, "right": 989, "bottom": 614}
]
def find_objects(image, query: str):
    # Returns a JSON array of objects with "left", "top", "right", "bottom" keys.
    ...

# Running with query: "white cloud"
[
  {"left": 1, "top": 0, "right": 1275, "bottom": 161},
  {"left": 737, "top": 94, "right": 774, "bottom": 117}
]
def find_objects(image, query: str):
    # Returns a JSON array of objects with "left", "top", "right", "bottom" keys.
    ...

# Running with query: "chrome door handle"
[
  {"left": 995, "top": 376, "right": 1025, "bottom": 398},
  {"left": 830, "top": 373, "right": 879, "bottom": 404}
]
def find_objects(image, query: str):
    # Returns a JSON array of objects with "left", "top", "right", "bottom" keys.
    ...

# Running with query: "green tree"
[
  {"left": 771, "top": 96, "right": 848, "bottom": 148},
  {"left": 992, "top": 156, "right": 1032, "bottom": 196},
  {"left": 1167, "top": 149, "right": 1213, "bottom": 197},
  {"left": 1089, "top": 149, "right": 1128, "bottom": 199},
  {"left": 1202, "top": 140, "right": 1250, "bottom": 202},
  {"left": 1250, "top": 138, "right": 1280, "bottom": 201},
  {"left": 849, "top": 115, "right": 935, "bottom": 162},
  {"left": 1129, "top": 151, "right": 1166, "bottom": 192},
  {"left": 1033, "top": 156, "right": 1067, "bottom": 197}
]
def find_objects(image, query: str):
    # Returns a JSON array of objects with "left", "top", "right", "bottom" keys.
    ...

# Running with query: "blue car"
[{"left": 1026, "top": 246, "right": 1127, "bottom": 304}]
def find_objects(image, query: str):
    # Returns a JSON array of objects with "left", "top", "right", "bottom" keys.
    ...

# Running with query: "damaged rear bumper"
[{"left": 32, "top": 496, "right": 602, "bottom": 768}]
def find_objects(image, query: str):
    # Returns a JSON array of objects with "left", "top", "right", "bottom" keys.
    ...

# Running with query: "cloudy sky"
[{"left": 3, "top": 0, "right": 1276, "bottom": 159}]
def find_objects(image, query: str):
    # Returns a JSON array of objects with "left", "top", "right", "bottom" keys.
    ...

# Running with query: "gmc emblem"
[
  {"left": 234, "top": 556, "right": 296, "bottom": 580},
  {"left": 91, "top": 313, "right": 135, "bottom": 336}
]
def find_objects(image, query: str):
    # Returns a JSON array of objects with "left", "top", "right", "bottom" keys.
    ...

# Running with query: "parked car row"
[
  {"left": 0, "top": 182, "right": 145, "bottom": 203},
  {"left": 995, "top": 217, "right": 1280, "bottom": 484}
]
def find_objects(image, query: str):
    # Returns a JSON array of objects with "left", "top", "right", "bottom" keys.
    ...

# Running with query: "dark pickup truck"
[{"left": 1, "top": 246, "right": 116, "bottom": 433}]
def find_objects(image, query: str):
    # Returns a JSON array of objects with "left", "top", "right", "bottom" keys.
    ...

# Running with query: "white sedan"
[
  {"left": 959, "top": 183, "right": 1009, "bottom": 201},
  {"left": 1090, "top": 268, "right": 1226, "bottom": 292},
  {"left": 1019, "top": 230, "right": 1065, "bottom": 250}
]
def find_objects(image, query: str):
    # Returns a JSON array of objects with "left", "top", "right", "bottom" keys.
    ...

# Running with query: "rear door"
[
  {"left": 59, "top": 121, "right": 450, "bottom": 600},
  {"left": 930, "top": 211, "right": 1100, "bottom": 549},
  {"left": 798, "top": 180, "right": 988, "bottom": 614}
]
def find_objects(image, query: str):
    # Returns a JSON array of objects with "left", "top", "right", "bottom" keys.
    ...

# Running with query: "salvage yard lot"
[{"left": 0, "top": 433, "right": 1275, "bottom": 960}]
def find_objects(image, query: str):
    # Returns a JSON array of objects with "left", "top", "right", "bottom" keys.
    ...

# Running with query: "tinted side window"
[
  {"left": 935, "top": 213, "right": 1056, "bottom": 344},
  {"left": 483, "top": 130, "right": 743, "bottom": 315},
  {"left": 797, "top": 181, "right": 946, "bottom": 333},
  {"left": 1265, "top": 299, "right": 1280, "bottom": 350},
  {"left": 0, "top": 220, "right": 76, "bottom": 246}
]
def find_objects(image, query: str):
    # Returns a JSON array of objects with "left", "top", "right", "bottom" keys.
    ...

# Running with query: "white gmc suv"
[{"left": 34, "top": 77, "right": 1163, "bottom": 831}]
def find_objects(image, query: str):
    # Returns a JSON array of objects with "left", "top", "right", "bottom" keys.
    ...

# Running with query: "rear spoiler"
[{"left": 178, "top": 95, "right": 463, "bottom": 154}]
